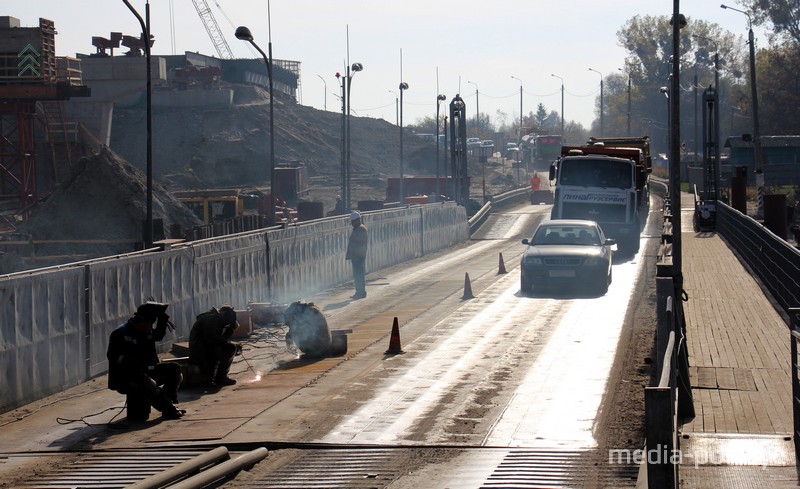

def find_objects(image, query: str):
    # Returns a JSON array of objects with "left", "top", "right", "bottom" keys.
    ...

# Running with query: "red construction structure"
[{"left": 0, "top": 17, "right": 89, "bottom": 221}]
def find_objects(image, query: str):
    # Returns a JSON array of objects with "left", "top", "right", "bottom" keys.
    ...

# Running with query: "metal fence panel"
[
  {"left": 0, "top": 269, "right": 84, "bottom": 412},
  {"left": 189, "top": 232, "right": 269, "bottom": 313}
]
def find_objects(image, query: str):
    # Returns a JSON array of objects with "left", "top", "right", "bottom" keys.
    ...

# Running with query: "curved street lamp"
[
  {"left": 316, "top": 74, "right": 327, "bottom": 111},
  {"left": 436, "top": 93, "right": 446, "bottom": 202},
  {"left": 235, "top": 25, "right": 275, "bottom": 224},
  {"left": 588, "top": 68, "right": 604, "bottom": 137},
  {"left": 721, "top": 3, "right": 763, "bottom": 217},
  {"left": 399, "top": 82, "right": 409, "bottom": 204},
  {"left": 122, "top": 0, "right": 153, "bottom": 248},
  {"left": 550, "top": 73, "right": 565, "bottom": 139},
  {"left": 467, "top": 80, "right": 479, "bottom": 137},
  {"left": 345, "top": 62, "right": 363, "bottom": 212}
]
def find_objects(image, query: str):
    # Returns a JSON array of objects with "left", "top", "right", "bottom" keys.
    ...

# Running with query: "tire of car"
[
  {"left": 521, "top": 278, "right": 533, "bottom": 294},
  {"left": 596, "top": 270, "right": 610, "bottom": 295}
]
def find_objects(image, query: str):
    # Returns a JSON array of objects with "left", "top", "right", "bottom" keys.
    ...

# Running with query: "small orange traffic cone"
[
  {"left": 385, "top": 317, "right": 404, "bottom": 354},
  {"left": 462, "top": 272, "right": 474, "bottom": 300},
  {"left": 498, "top": 253, "right": 507, "bottom": 274}
]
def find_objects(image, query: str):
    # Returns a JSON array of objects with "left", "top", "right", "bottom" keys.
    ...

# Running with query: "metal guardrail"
[
  {"left": 716, "top": 201, "right": 800, "bottom": 314},
  {"left": 645, "top": 182, "right": 694, "bottom": 489},
  {"left": 790, "top": 308, "right": 800, "bottom": 465},
  {"left": 467, "top": 187, "right": 531, "bottom": 235}
]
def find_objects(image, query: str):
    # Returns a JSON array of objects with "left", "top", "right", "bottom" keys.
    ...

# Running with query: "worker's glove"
[{"left": 158, "top": 312, "right": 175, "bottom": 332}]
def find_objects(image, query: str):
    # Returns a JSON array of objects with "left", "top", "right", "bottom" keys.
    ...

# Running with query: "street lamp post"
[
  {"left": 467, "top": 80, "right": 479, "bottom": 136},
  {"left": 346, "top": 62, "right": 363, "bottom": 212},
  {"left": 388, "top": 90, "right": 398, "bottom": 126},
  {"left": 436, "top": 93, "right": 446, "bottom": 202},
  {"left": 122, "top": 0, "right": 153, "bottom": 248},
  {"left": 588, "top": 68, "right": 604, "bottom": 137},
  {"left": 336, "top": 71, "right": 345, "bottom": 214},
  {"left": 721, "top": 3, "right": 763, "bottom": 217},
  {"left": 316, "top": 74, "right": 327, "bottom": 111},
  {"left": 235, "top": 25, "right": 275, "bottom": 224},
  {"left": 399, "top": 82, "right": 409, "bottom": 205},
  {"left": 619, "top": 68, "right": 632, "bottom": 136},
  {"left": 510, "top": 76, "right": 523, "bottom": 147},
  {"left": 550, "top": 73, "right": 565, "bottom": 138}
]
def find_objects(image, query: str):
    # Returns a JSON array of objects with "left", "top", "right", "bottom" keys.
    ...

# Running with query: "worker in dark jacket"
[
  {"left": 107, "top": 302, "right": 184, "bottom": 421},
  {"left": 345, "top": 211, "right": 368, "bottom": 299},
  {"left": 188, "top": 305, "right": 240, "bottom": 387}
]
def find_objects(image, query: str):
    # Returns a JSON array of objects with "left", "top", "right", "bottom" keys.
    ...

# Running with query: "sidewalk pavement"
[{"left": 677, "top": 193, "right": 798, "bottom": 487}]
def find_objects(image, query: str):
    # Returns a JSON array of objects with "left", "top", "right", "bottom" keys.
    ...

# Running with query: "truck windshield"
[{"left": 558, "top": 158, "right": 633, "bottom": 188}]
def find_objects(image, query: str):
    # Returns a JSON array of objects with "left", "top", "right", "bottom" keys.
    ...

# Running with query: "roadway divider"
[{"left": 468, "top": 187, "right": 530, "bottom": 234}]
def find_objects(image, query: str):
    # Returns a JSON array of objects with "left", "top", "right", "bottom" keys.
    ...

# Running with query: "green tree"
[
  {"left": 616, "top": 15, "right": 749, "bottom": 153},
  {"left": 534, "top": 103, "right": 549, "bottom": 129},
  {"left": 741, "top": 0, "right": 800, "bottom": 45},
  {"left": 757, "top": 44, "right": 800, "bottom": 134}
]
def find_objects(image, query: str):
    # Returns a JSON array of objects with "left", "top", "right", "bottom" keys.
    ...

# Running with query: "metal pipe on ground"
[
  {"left": 166, "top": 447, "right": 269, "bottom": 489},
  {"left": 126, "top": 446, "right": 230, "bottom": 489}
]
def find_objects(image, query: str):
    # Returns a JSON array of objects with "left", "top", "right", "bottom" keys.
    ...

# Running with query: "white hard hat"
[{"left": 350, "top": 211, "right": 362, "bottom": 221}]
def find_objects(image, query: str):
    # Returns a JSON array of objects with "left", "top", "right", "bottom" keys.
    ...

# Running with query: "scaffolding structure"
[{"left": 0, "top": 17, "right": 89, "bottom": 217}]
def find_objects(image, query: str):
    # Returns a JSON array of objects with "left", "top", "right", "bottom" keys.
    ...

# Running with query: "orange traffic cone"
[
  {"left": 385, "top": 317, "right": 404, "bottom": 354},
  {"left": 498, "top": 253, "right": 507, "bottom": 274},
  {"left": 462, "top": 272, "right": 474, "bottom": 300}
]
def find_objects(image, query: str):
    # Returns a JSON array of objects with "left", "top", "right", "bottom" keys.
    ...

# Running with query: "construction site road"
[{"left": 0, "top": 197, "right": 662, "bottom": 488}]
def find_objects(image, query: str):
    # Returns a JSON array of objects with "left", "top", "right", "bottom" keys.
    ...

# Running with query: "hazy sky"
[{"left": 10, "top": 1, "right": 767, "bottom": 130}]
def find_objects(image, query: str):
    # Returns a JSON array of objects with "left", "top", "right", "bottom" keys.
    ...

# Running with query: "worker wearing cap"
[
  {"left": 345, "top": 211, "right": 368, "bottom": 299},
  {"left": 107, "top": 303, "right": 184, "bottom": 421},
  {"left": 188, "top": 305, "right": 240, "bottom": 387}
]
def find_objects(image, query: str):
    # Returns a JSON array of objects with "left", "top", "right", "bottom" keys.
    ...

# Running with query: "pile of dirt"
[
  {"left": 109, "top": 85, "right": 437, "bottom": 191},
  {"left": 14, "top": 147, "right": 202, "bottom": 255}
]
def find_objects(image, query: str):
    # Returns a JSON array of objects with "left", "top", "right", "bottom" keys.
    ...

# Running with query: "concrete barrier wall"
[{"left": 0, "top": 203, "right": 467, "bottom": 412}]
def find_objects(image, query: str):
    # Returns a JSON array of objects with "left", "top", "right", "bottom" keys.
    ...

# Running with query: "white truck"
[{"left": 549, "top": 147, "right": 642, "bottom": 254}]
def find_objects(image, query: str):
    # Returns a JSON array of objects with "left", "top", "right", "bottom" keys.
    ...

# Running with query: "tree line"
[{"left": 411, "top": 1, "right": 800, "bottom": 158}]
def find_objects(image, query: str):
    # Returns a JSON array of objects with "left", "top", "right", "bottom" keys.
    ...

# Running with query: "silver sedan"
[{"left": 520, "top": 219, "right": 615, "bottom": 295}]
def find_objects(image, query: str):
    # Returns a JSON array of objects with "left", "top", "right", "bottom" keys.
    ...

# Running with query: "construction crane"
[{"left": 191, "top": 0, "right": 234, "bottom": 59}]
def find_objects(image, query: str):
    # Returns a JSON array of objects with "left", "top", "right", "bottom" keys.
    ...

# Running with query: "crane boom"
[{"left": 191, "top": 0, "right": 234, "bottom": 59}]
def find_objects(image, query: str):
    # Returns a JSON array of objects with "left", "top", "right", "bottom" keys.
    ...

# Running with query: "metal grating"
[
  {"left": 236, "top": 448, "right": 400, "bottom": 488},
  {"left": 235, "top": 447, "right": 639, "bottom": 489},
  {"left": 481, "top": 449, "right": 639, "bottom": 488},
  {"left": 7, "top": 450, "right": 208, "bottom": 489}
]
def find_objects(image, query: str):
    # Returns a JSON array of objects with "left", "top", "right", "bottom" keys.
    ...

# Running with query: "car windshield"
[{"left": 531, "top": 225, "right": 600, "bottom": 245}]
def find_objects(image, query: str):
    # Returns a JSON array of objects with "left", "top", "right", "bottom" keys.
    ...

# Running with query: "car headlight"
[{"left": 523, "top": 256, "right": 543, "bottom": 265}]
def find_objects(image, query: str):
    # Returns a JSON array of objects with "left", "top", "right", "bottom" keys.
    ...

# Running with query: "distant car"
[
  {"left": 466, "top": 137, "right": 481, "bottom": 148},
  {"left": 480, "top": 140, "right": 494, "bottom": 148},
  {"left": 520, "top": 219, "right": 615, "bottom": 294},
  {"left": 505, "top": 142, "right": 520, "bottom": 159}
]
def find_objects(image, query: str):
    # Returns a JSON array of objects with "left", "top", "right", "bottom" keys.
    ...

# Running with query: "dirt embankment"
[{"left": 0, "top": 84, "right": 520, "bottom": 274}]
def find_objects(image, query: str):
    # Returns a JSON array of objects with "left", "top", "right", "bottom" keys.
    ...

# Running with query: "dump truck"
[
  {"left": 549, "top": 146, "right": 642, "bottom": 254},
  {"left": 586, "top": 136, "right": 652, "bottom": 208}
]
